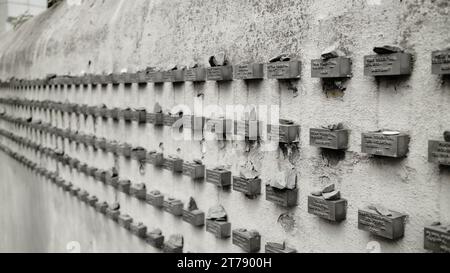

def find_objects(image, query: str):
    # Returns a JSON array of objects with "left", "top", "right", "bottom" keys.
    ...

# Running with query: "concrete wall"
[{"left": 0, "top": 0, "right": 450, "bottom": 253}]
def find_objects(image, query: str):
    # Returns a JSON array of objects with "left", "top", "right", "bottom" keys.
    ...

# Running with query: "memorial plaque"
[
  {"left": 163, "top": 156, "right": 183, "bottom": 173},
  {"left": 364, "top": 53, "right": 412, "bottom": 76},
  {"left": 428, "top": 140, "right": 450, "bottom": 166},
  {"left": 146, "top": 232, "right": 164, "bottom": 249},
  {"left": 214, "top": 118, "right": 233, "bottom": 135},
  {"left": 182, "top": 209, "right": 205, "bottom": 227},
  {"left": 162, "top": 71, "right": 175, "bottom": 82},
  {"left": 232, "top": 229, "right": 261, "bottom": 253},
  {"left": 184, "top": 68, "right": 206, "bottom": 82},
  {"left": 183, "top": 115, "right": 206, "bottom": 131},
  {"left": 146, "top": 191, "right": 164, "bottom": 208},
  {"left": 206, "top": 66, "right": 233, "bottom": 81},
  {"left": 130, "top": 183, "right": 147, "bottom": 200},
  {"left": 118, "top": 179, "right": 131, "bottom": 194},
  {"left": 130, "top": 222, "right": 147, "bottom": 238},
  {"left": 358, "top": 208, "right": 407, "bottom": 240},
  {"left": 205, "top": 220, "right": 231, "bottom": 239},
  {"left": 182, "top": 161, "right": 205, "bottom": 179},
  {"left": 267, "top": 61, "right": 301, "bottom": 79},
  {"left": 163, "top": 199, "right": 183, "bottom": 216},
  {"left": 163, "top": 114, "right": 181, "bottom": 127},
  {"left": 311, "top": 57, "right": 352, "bottom": 78},
  {"left": 233, "top": 64, "right": 264, "bottom": 80},
  {"left": 95, "top": 202, "right": 108, "bottom": 214},
  {"left": 424, "top": 225, "right": 450, "bottom": 253},
  {"left": 206, "top": 168, "right": 232, "bottom": 187},
  {"left": 265, "top": 243, "right": 297, "bottom": 253},
  {"left": 105, "top": 208, "right": 120, "bottom": 221},
  {"left": 307, "top": 195, "right": 347, "bottom": 222},
  {"left": 361, "top": 131, "right": 409, "bottom": 158},
  {"left": 173, "top": 70, "right": 185, "bottom": 83},
  {"left": 432, "top": 50, "right": 450, "bottom": 75},
  {"left": 235, "top": 120, "right": 262, "bottom": 140},
  {"left": 149, "top": 71, "right": 164, "bottom": 83},
  {"left": 310, "top": 128, "right": 349, "bottom": 150},
  {"left": 232, "top": 176, "right": 261, "bottom": 196},
  {"left": 267, "top": 121, "right": 300, "bottom": 144},
  {"left": 265, "top": 185, "right": 298, "bottom": 207},
  {"left": 147, "top": 112, "right": 164, "bottom": 126},
  {"left": 148, "top": 152, "right": 164, "bottom": 166},
  {"left": 118, "top": 214, "right": 133, "bottom": 229}
]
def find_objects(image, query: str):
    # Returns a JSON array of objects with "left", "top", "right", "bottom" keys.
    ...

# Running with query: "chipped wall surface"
[{"left": 0, "top": 0, "right": 450, "bottom": 253}]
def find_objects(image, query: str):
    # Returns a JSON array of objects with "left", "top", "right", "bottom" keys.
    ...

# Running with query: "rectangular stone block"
[
  {"left": 146, "top": 191, "right": 164, "bottom": 208},
  {"left": 206, "top": 168, "right": 232, "bottom": 187},
  {"left": 428, "top": 140, "right": 450, "bottom": 166},
  {"left": 205, "top": 220, "right": 231, "bottom": 239},
  {"left": 182, "top": 209, "right": 205, "bottom": 227},
  {"left": 310, "top": 128, "right": 349, "bottom": 150},
  {"left": 311, "top": 57, "right": 352, "bottom": 78},
  {"left": 149, "top": 71, "right": 164, "bottom": 83},
  {"left": 364, "top": 53, "right": 412, "bottom": 76},
  {"left": 163, "top": 243, "right": 183, "bottom": 253},
  {"left": 162, "top": 71, "right": 175, "bottom": 82},
  {"left": 265, "top": 185, "right": 298, "bottom": 207},
  {"left": 105, "top": 208, "right": 120, "bottom": 222},
  {"left": 233, "top": 63, "right": 264, "bottom": 80},
  {"left": 173, "top": 70, "right": 185, "bottom": 83},
  {"left": 146, "top": 233, "right": 164, "bottom": 249},
  {"left": 182, "top": 161, "right": 205, "bottom": 179},
  {"left": 163, "top": 199, "right": 183, "bottom": 216},
  {"left": 95, "top": 202, "right": 108, "bottom": 214},
  {"left": 206, "top": 66, "right": 233, "bottom": 81},
  {"left": 361, "top": 132, "right": 409, "bottom": 158},
  {"left": 163, "top": 157, "right": 183, "bottom": 173},
  {"left": 307, "top": 195, "right": 347, "bottom": 222},
  {"left": 432, "top": 49, "right": 450, "bottom": 75},
  {"left": 184, "top": 68, "right": 206, "bottom": 82},
  {"left": 118, "top": 214, "right": 133, "bottom": 229},
  {"left": 130, "top": 184, "right": 147, "bottom": 200},
  {"left": 265, "top": 243, "right": 297, "bottom": 253},
  {"left": 130, "top": 222, "right": 147, "bottom": 238},
  {"left": 232, "top": 176, "right": 261, "bottom": 196},
  {"left": 266, "top": 61, "right": 301, "bottom": 79},
  {"left": 424, "top": 225, "right": 450, "bottom": 253},
  {"left": 267, "top": 122, "right": 300, "bottom": 144},
  {"left": 232, "top": 229, "right": 261, "bottom": 253},
  {"left": 118, "top": 180, "right": 131, "bottom": 194},
  {"left": 358, "top": 208, "right": 407, "bottom": 240}
]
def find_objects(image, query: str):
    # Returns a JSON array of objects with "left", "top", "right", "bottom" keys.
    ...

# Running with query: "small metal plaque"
[
  {"left": 310, "top": 128, "right": 349, "bottom": 150},
  {"left": 307, "top": 195, "right": 347, "bottom": 222},
  {"left": 428, "top": 140, "right": 450, "bottom": 166},
  {"left": 311, "top": 57, "right": 352, "bottom": 78},
  {"left": 206, "top": 66, "right": 233, "bottom": 81},
  {"left": 358, "top": 208, "right": 407, "bottom": 240},
  {"left": 184, "top": 68, "right": 206, "bottom": 82},
  {"left": 232, "top": 177, "right": 261, "bottom": 196},
  {"left": 424, "top": 225, "right": 450, "bottom": 253},
  {"left": 233, "top": 64, "right": 264, "bottom": 80},
  {"left": 182, "top": 210, "right": 205, "bottom": 227},
  {"left": 266, "top": 61, "right": 301, "bottom": 79},
  {"left": 232, "top": 229, "right": 261, "bottom": 253},
  {"left": 205, "top": 220, "right": 231, "bottom": 239},
  {"left": 364, "top": 53, "right": 412, "bottom": 76},
  {"left": 206, "top": 169, "right": 232, "bottom": 187},
  {"left": 432, "top": 50, "right": 450, "bottom": 75},
  {"left": 361, "top": 132, "right": 409, "bottom": 158},
  {"left": 265, "top": 185, "right": 298, "bottom": 207}
]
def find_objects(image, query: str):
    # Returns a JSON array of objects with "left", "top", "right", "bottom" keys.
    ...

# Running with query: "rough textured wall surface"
[{"left": 0, "top": 0, "right": 450, "bottom": 253}]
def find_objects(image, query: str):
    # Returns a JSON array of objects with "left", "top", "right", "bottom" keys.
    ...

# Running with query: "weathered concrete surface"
[{"left": 1, "top": 0, "right": 450, "bottom": 252}]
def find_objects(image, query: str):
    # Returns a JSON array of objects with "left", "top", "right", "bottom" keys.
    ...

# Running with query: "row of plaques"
[
  {"left": 0, "top": 49, "right": 449, "bottom": 88},
  {"left": 0, "top": 130, "right": 449, "bottom": 252}
]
